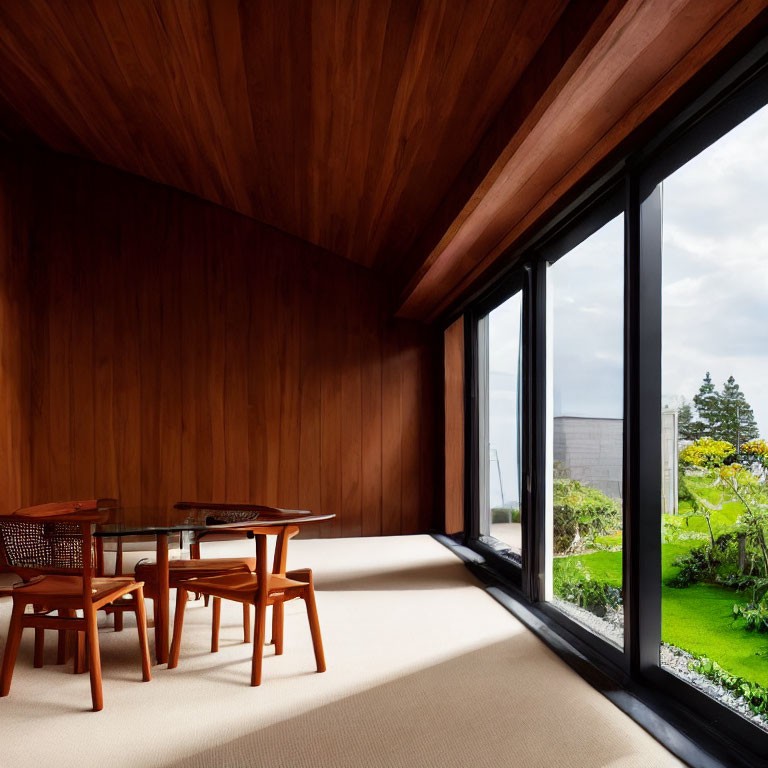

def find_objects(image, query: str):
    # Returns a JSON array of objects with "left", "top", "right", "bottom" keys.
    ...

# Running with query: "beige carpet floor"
[{"left": 0, "top": 535, "right": 683, "bottom": 768}]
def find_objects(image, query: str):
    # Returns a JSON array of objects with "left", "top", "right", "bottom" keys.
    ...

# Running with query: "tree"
[
  {"left": 678, "top": 400, "right": 695, "bottom": 441},
  {"left": 717, "top": 465, "right": 768, "bottom": 576},
  {"left": 717, "top": 375, "right": 759, "bottom": 448},
  {"left": 691, "top": 372, "right": 720, "bottom": 439}
]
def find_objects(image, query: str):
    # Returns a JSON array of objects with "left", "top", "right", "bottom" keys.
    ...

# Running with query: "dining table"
[{"left": 93, "top": 503, "right": 334, "bottom": 664}]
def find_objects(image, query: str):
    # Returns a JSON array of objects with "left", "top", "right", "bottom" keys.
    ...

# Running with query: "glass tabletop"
[{"left": 93, "top": 502, "right": 334, "bottom": 537}]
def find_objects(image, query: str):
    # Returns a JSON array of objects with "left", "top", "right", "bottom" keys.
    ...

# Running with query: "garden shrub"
[
  {"left": 553, "top": 479, "right": 620, "bottom": 554},
  {"left": 667, "top": 534, "right": 738, "bottom": 587},
  {"left": 553, "top": 561, "right": 622, "bottom": 617},
  {"left": 491, "top": 507, "right": 520, "bottom": 524},
  {"left": 739, "top": 439, "right": 768, "bottom": 459},
  {"left": 667, "top": 544, "right": 717, "bottom": 588},
  {"left": 688, "top": 654, "right": 768, "bottom": 718},
  {"left": 733, "top": 601, "right": 768, "bottom": 633},
  {"left": 555, "top": 579, "right": 622, "bottom": 617},
  {"left": 679, "top": 437, "right": 735, "bottom": 468}
]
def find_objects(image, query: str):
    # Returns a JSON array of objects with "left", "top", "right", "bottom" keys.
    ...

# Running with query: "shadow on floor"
[
  {"left": 158, "top": 636, "right": 674, "bottom": 768},
  {"left": 314, "top": 561, "right": 479, "bottom": 591}
]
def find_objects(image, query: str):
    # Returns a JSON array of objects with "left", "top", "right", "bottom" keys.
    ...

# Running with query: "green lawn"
[{"left": 554, "top": 527, "right": 768, "bottom": 686}]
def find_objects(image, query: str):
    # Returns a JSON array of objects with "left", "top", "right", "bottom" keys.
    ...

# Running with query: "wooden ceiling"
[
  {"left": 1, "top": 1, "right": 765, "bottom": 322},
  {"left": 0, "top": 0, "right": 567, "bottom": 271}
]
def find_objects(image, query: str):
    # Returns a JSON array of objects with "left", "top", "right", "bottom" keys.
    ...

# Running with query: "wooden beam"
[{"left": 396, "top": 0, "right": 768, "bottom": 322}]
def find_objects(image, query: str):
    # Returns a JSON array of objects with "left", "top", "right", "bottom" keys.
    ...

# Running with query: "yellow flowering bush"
[
  {"left": 679, "top": 438, "right": 735, "bottom": 468},
  {"left": 740, "top": 439, "right": 768, "bottom": 457}
]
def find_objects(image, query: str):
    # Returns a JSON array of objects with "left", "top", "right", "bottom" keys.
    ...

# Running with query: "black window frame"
[{"left": 459, "top": 35, "right": 768, "bottom": 757}]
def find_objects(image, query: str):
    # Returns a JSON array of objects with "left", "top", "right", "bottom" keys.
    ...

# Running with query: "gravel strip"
[
  {"left": 551, "top": 598, "right": 768, "bottom": 733},
  {"left": 551, "top": 597, "right": 624, "bottom": 648},
  {"left": 660, "top": 644, "right": 768, "bottom": 734}
]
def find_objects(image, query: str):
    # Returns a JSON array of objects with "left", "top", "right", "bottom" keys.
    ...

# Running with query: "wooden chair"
[
  {"left": 168, "top": 530, "right": 325, "bottom": 686},
  {"left": 135, "top": 557, "right": 256, "bottom": 647},
  {"left": 0, "top": 501, "right": 151, "bottom": 711},
  {"left": 0, "top": 498, "right": 131, "bottom": 671},
  {"left": 163, "top": 502, "right": 302, "bottom": 650}
]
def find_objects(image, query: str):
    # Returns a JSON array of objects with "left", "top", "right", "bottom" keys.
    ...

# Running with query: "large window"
[
  {"left": 547, "top": 215, "right": 624, "bottom": 648},
  {"left": 660, "top": 101, "right": 768, "bottom": 729},
  {"left": 465, "top": 47, "right": 768, "bottom": 755}
]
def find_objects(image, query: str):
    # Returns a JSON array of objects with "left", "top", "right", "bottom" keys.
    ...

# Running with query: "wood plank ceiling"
[{"left": 0, "top": 0, "right": 567, "bottom": 273}]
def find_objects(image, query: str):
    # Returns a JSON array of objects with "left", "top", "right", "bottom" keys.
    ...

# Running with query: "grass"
[{"left": 553, "top": 484, "right": 768, "bottom": 686}]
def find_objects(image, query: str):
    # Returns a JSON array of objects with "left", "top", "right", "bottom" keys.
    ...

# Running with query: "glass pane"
[
  {"left": 548, "top": 214, "right": 624, "bottom": 648},
  {"left": 661, "top": 102, "right": 768, "bottom": 731},
  {"left": 478, "top": 290, "right": 523, "bottom": 566}
]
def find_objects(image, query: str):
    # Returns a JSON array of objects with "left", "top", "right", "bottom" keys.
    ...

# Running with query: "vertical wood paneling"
[
  {"left": 444, "top": 317, "right": 465, "bottom": 534},
  {"left": 297, "top": 250, "right": 323, "bottom": 523},
  {"left": 319, "top": 261, "right": 343, "bottom": 538},
  {"left": 276, "top": 235, "right": 302, "bottom": 509},
  {"left": 223, "top": 219, "right": 250, "bottom": 503},
  {"left": 69, "top": 196, "right": 95, "bottom": 499},
  {"left": 92, "top": 204, "right": 118, "bottom": 500},
  {"left": 112, "top": 193, "right": 142, "bottom": 511},
  {"left": 17, "top": 148, "right": 437, "bottom": 536},
  {"left": 340, "top": 268, "right": 363, "bottom": 537},
  {"left": 205, "top": 214, "right": 227, "bottom": 502},
  {"left": 0, "top": 151, "right": 30, "bottom": 514},
  {"left": 180, "top": 206, "right": 204, "bottom": 501},
  {"left": 400, "top": 326, "right": 421, "bottom": 535},
  {"left": 360, "top": 282, "right": 383, "bottom": 537},
  {"left": 418, "top": 338, "right": 438, "bottom": 533},
  {"left": 381, "top": 323, "right": 402, "bottom": 536}
]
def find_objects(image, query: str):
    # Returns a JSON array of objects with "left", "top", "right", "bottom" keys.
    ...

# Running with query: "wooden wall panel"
[
  {"left": 18, "top": 147, "right": 438, "bottom": 536},
  {"left": 0, "top": 151, "right": 30, "bottom": 516},
  {"left": 444, "top": 317, "right": 465, "bottom": 534}
]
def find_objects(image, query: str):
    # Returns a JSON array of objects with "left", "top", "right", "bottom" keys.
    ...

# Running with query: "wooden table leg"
[{"left": 155, "top": 533, "right": 170, "bottom": 665}]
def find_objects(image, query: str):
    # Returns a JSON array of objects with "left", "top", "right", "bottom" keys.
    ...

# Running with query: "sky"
[{"left": 486, "top": 101, "right": 768, "bottom": 508}]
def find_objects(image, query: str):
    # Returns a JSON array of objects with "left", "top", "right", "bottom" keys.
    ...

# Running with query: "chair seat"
[
  {"left": 183, "top": 572, "right": 308, "bottom": 604},
  {"left": 170, "top": 557, "right": 256, "bottom": 573},
  {"left": 12, "top": 575, "right": 140, "bottom": 605},
  {"left": 135, "top": 557, "right": 256, "bottom": 587}
]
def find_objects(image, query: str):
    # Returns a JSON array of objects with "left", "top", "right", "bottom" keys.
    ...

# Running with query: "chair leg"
[
  {"left": 75, "top": 629, "right": 87, "bottom": 673},
  {"left": 133, "top": 588, "right": 152, "bottom": 682},
  {"left": 211, "top": 597, "right": 221, "bottom": 653},
  {"left": 271, "top": 602, "right": 284, "bottom": 655},
  {"left": 303, "top": 587, "right": 326, "bottom": 673},
  {"left": 34, "top": 628, "right": 45, "bottom": 668},
  {"left": 168, "top": 588, "right": 188, "bottom": 670},
  {"left": 57, "top": 620, "right": 67, "bottom": 665},
  {"left": 84, "top": 604, "right": 103, "bottom": 711},
  {"left": 243, "top": 603, "right": 251, "bottom": 644},
  {"left": 114, "top": 610, "right": 123, "bottom": 633},
  {"left": 203, "top": 595, "right": 209, "bottom": 608},
  {"left": 251, "top": 595, "right": 267, "bottom": 687},
  {"left": 1, "top": 602, "right": 25, "bottom": 696}
]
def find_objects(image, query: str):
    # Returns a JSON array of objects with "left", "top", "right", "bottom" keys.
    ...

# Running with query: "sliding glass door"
[
  {"left": 545, "top": 214, "right": 625, "bottom": 648},
  {"left": 472, "top": 274, "right": 529, "bottom": 575},
  {"left": 478, "top": 288, "right": 524, "bottom": 565},
  {"left": 464, "top": 47, "right": 768, "bottom": 754},
  {"left": 658, "top": 98, "right": 768, "bottom": 727}
]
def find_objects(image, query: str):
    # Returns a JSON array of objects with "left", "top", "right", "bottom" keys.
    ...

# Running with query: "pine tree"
[
  {"left": 691, "top": 372, "right": 720, "bottom": 439},
  {"left": 717, "top": 375, "right": 759, "bottom": 448},
  {"left": 678, "top": 400, "right": 695, "bottom": 441}
]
